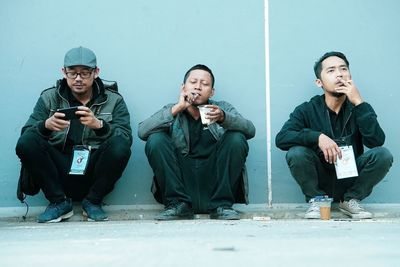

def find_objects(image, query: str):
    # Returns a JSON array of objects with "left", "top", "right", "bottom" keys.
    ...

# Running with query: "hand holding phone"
[{"left": 56, "top": 106, "right": 80, "bottom": 120}]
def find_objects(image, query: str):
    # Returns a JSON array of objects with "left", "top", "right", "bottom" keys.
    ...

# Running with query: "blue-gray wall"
[
  {"left": 0, "top": 0, "right": 398, "bottom": 208},
  {"left": 270, "top": 0, "right": 400, "bottom": 202},
  {"left": 0, "top": 0, "right": 266, "bottom": 207}
]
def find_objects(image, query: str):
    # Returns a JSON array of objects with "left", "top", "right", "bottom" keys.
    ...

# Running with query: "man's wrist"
[
  {"left": 40, "top": 120, "right": 53, "bottom": 135},
  {"left": 217, "top": 110, "right": 225, "bottom": 123},
  {"left": 98, "top": 119, "right": 103, "bottom": 129},
  {"left": 353, "top": 99, "right": 364, "bottom": 106},
  {"left": 171, "top": 103, "right": 184, "bottom": 116}
]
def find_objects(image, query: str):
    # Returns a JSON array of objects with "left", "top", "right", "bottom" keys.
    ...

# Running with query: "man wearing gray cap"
[{"left": 16, "top": 46, "right": 132, "bottom": 222}]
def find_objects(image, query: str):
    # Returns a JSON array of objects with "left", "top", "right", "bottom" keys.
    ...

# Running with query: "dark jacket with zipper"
[
  {"left": 17, "top": 78, "right": 132, "bottom": 201},
  {"left": 275, "top": 94, "right": 385, "bottom": 158},
  {"left": 20, "top": 78, "right": 132, "bottom": 151},
  {"left": 138, "top": 99, "right": 256, "bottom": 204}
]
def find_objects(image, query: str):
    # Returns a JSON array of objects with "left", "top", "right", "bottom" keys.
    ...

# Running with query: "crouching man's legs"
[
  {"left": 16, "top": 131, "right": 73, "bottom": 223},
  {"left": 339, "top": 147, "right": 393, "bottom": 219},
  {"left": 145, "top": 132, "right": 193, "bottom": 220},
  {"left": 286, "top": 146, "right": 327, "bottom": 200},
  {"left": 208, "top": 131, "right": 249, "bottom": 220},
  {"left": 285, "top": 146, "right": 331, "bottom": 219},
  {"left": 82, "top": 135, "right": 132, "bottom": 221}
]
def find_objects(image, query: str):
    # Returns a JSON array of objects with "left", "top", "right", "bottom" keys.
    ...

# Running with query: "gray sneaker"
[
  {"left": 339, "top": 199, "right": 372, "bottom": 219},
  {"left": 304, "top": 199, "right": 320, "bottom": 219}
]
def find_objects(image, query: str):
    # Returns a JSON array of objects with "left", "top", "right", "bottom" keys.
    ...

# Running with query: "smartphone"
[{"left": 56, "top": 106, "right": 80, "bottom": 120}]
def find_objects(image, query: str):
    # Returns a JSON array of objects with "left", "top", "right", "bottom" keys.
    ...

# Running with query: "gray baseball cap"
[{"left": 64, "top": 46, "right": 97, "bottom": 68}]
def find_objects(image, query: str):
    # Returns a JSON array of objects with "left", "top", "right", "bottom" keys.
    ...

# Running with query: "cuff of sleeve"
[
  {"left": 306, "top": 130, "right": 322, "bottom": 146},
  {"left": 38, "top": 120, "right": 52, "bottom": 136},
  {"left": 167, "top": 106, "right": 176, "bottom": 119},
  {"left": 219, "top": 108, "right": 230, "bottom": 126},
  {"left": 353, "top": 102, "right": 372, "bottom": 113},
  {"left": 94, "top": 120, "right": 110, "bottom": 136}
]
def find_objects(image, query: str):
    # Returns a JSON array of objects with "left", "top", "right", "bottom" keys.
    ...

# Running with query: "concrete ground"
[{"left": 0, "top": 203, "right": 399, "bottom": 267}]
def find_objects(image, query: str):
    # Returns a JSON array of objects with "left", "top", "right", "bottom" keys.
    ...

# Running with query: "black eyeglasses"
[{"left": 65, "top": 70, "right": 94, "bottom": 79}]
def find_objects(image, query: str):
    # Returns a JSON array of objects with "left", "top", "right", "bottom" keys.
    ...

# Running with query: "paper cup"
[
  {"left": 315, "top": 197, "right": 333, "bottom": 220},
  {"left": 198, "top": 105, "right": 213, "bottom": 125},
  {"left": 319, "top": 202, "right": 332, "bottom": 220}
]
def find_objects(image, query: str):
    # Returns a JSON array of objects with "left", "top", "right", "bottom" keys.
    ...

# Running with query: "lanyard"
[{"left": 325, "top": 109, "right": 352, "bottom": 145}]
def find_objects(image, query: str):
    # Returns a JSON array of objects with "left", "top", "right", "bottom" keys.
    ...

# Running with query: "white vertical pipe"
[{"left": 264, "top": 0, "right": 272, "bottom": 207}]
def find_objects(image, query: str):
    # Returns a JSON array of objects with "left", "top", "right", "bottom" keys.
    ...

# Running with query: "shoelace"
[
  {"left": 45, "top": 200, "right": 67, "bottom": 213},
  {"left": 47, "top": 202, "right": 59, "bottom": 210},
  {"left": 308, "top": 201, "right": 319, "bottom": 212},
  {"left": 348, "top": 199, "right": 364, "bottom": 211}
]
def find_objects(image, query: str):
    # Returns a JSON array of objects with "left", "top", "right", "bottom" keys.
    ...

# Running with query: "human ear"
[
  {"left": 61, "top": 68, "right": 67, "bottom": 79},
  {"left": 94, "top": 67, "right": 100, "bottom": 79},
  {"left": 315, "top": 79, "right": 323, "bottom": 88}
]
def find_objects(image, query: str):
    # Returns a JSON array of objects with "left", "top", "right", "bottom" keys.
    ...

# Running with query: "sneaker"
[
  {"left": 155, "top": 202, "right": 194, "bottom": 221},
  {"left": 38, "top": 198, "right": 73, "bottom": 223},
  {"left": 210, "top": 207, "right": 240, "bottom": 220},
  {"left": 82, "top": 199, "right": 109, "bottom": 221},
  {"left": 339, "top": 199, "right": 372, "bottom": 219},
  {"left": 304, "top": 199, "right": 320, "bottom": 219}
]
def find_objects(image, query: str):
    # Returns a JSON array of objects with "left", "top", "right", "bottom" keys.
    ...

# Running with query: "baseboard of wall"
[{"left": 1, "top": 203, "right": 399, "bottom": 222}]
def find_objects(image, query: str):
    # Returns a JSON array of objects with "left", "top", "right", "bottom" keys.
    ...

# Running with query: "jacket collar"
[
  {"left": 317, "top": 94, "right": 354, "bottom": 115},
  {"left": 56, "top": 77, "right": 106, "bottom": 103}
]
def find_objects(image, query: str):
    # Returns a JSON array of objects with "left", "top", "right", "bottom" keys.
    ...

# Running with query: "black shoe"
[
  {"left": 210, "top": 207, "right": 240, "bottom": 220},
  {"left": 82, "top": 199, "right": 109, "bottom": 222},
  {"left": 38, "top": 198, "right": 73, "bottom": 223},
  {"left": 155, "top": 202, "right": 194, "bottom": 221}
]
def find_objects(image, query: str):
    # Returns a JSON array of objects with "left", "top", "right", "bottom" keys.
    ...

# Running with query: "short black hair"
[
  {"left": 183, "top": 64, "right": 215, "bottom": 87},
  {"left": 313, "top": 51, "right": 349, "bottom": 79}
]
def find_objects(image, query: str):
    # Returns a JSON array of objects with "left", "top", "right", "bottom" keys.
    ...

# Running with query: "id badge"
[
  {"left": 334, "top": 145, "right": 358, "bottom": 179},
  {"left": 69, "top": 145, "right": 91, "bottom": 175}
]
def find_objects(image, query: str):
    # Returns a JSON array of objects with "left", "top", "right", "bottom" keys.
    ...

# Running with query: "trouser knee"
[
  {"left": 218, "top": 131, "right": 249, "bottom": 155},
  {"left": 145, "top": 132, "right": 175, "bottom": 157},
  {"left": 370, "top": 147, "right": 393, "bottom": 170},
  {"left": 99, "top": 135, "right": 131, "bottom": 162},
  {"left": 16, "top": 131, "right": 47, "bottom": 158},
  {"left": 286, "top": 146, "right": 316, "bottom": 166}
]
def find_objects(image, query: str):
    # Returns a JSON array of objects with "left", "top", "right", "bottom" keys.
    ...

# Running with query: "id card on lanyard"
[
  {"left": 325, "top": 108, "right": 358, "bottom": 179},
  {"left": 69, "top": 145, "right": 91, "bottom": 175},
  {"left": 334, "top": 145, "right": 358, "bottom": 179}
]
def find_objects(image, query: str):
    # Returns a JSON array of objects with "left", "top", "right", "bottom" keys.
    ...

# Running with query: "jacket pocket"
[{"left": 97, "top": 113, "right": 112, "bottom": 123}]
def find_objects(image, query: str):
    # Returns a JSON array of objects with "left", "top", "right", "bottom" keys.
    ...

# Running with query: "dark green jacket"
[
  {"left": 21, "top": 78, "right": 132, "bottom": 150},
  {"left": 138, "top": 99, "right": 255, "bottom": 149},
  {"left": 275, "top": 94, "right": 385, "bottom": 158},
  {"left": 138, "top": 99, "right": 256, "bottom": 204}
]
